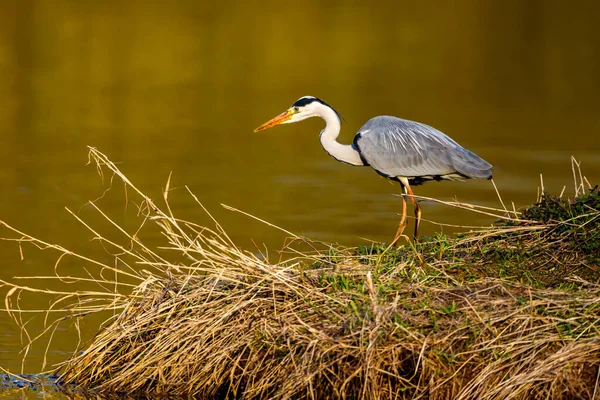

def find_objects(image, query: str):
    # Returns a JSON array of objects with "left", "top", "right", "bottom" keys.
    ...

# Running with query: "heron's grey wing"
[{"left": 354, "top": 116, "right": 492, "bottom": 179}]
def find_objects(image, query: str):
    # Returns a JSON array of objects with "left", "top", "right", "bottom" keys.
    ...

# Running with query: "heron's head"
[{"left": 254, "top": 96, "right": 342, "bottom": 132}]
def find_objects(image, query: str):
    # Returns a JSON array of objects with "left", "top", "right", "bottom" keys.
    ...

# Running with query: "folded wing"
[{"left": 353, "top": 116, "right": 492, "bottom": 181}]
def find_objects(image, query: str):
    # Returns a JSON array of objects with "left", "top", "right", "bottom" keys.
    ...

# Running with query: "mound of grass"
[
  {"left": 1, "top": 149, "right": 599, "bottom": 399},
  {"left": 391, "top": 187, "right": 600, "bottom": 287}
]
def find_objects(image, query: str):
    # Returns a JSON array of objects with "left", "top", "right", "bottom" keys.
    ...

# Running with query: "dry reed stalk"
[{"left": 0, "top": 148, "right": 599, "bottom": 399}]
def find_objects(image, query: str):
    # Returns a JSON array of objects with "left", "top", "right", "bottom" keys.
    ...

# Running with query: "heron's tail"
[{"left": 451, "top": 148, "right": 493, "bottom": 180}]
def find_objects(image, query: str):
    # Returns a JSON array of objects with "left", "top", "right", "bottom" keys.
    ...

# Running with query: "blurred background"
[{"left": 0, "top": 0, "right": 599, "bottom": 378}]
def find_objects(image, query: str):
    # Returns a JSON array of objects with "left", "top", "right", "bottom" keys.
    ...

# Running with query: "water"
[{"left": 1, "top": 0, "right": 599, "bottom": 387}]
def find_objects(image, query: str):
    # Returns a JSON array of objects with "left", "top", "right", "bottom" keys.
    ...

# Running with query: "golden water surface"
[{"left": 1, "top": 0, "right": 599, "bottom": 390}]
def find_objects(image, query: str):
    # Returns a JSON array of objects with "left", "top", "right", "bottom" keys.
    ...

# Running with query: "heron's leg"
[
  {"left": 390, "top": 185, "right": 408, "bottom": 247},
  {"left": 377, "top": 184, "right": 408, "bottom": 265},
  {"left": 406, "top": 184, "right": 422, "bottom": 240}
]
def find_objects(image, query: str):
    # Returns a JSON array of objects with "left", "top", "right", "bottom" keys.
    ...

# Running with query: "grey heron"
[{"left": 254, "top": 96, "right": 492, "bottom": 245}]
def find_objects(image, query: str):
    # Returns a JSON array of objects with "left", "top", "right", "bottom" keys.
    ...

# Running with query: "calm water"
[{"left": 1, "top": 0, "right": 599, "bottom": 387}]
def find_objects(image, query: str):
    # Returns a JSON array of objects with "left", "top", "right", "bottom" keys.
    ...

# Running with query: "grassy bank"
[{"left": 1, "top": 149, "right": 599, "bottom": 399}]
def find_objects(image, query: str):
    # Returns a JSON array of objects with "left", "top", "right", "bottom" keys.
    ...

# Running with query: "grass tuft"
[{"left": 1, "top": 148, "right": 599, "bottom": 399}]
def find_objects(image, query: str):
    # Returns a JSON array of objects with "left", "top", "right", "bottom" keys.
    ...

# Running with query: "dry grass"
[{"left": 1, "top": 148, "right": 599, "bottom": 399}]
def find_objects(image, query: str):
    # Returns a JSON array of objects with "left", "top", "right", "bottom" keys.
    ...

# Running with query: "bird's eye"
[{"left": 293, "top": 107, "right": 299, "bottom": 113}]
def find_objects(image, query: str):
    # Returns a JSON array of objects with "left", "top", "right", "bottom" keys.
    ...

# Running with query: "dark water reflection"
[{"left": 1, "top": 0, "right": 599, "bottom": 375}]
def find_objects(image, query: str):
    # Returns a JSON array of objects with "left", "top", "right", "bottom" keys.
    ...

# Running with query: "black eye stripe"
[
  {"left": 291, "top": 97, "right": 343, "bottom": 123},
  {"left": 292, "top": 97, "right": 317, "bottom": 107}
]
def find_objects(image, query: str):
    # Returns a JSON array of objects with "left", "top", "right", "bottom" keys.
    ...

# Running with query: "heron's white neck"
[{"left": 315, "top": 104, "right": 364, "bottom": 166}]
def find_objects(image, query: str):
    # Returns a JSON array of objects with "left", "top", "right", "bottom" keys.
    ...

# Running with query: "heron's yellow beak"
[{"left": 254, "top": 109, "right": 294, "bottom": 132}]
